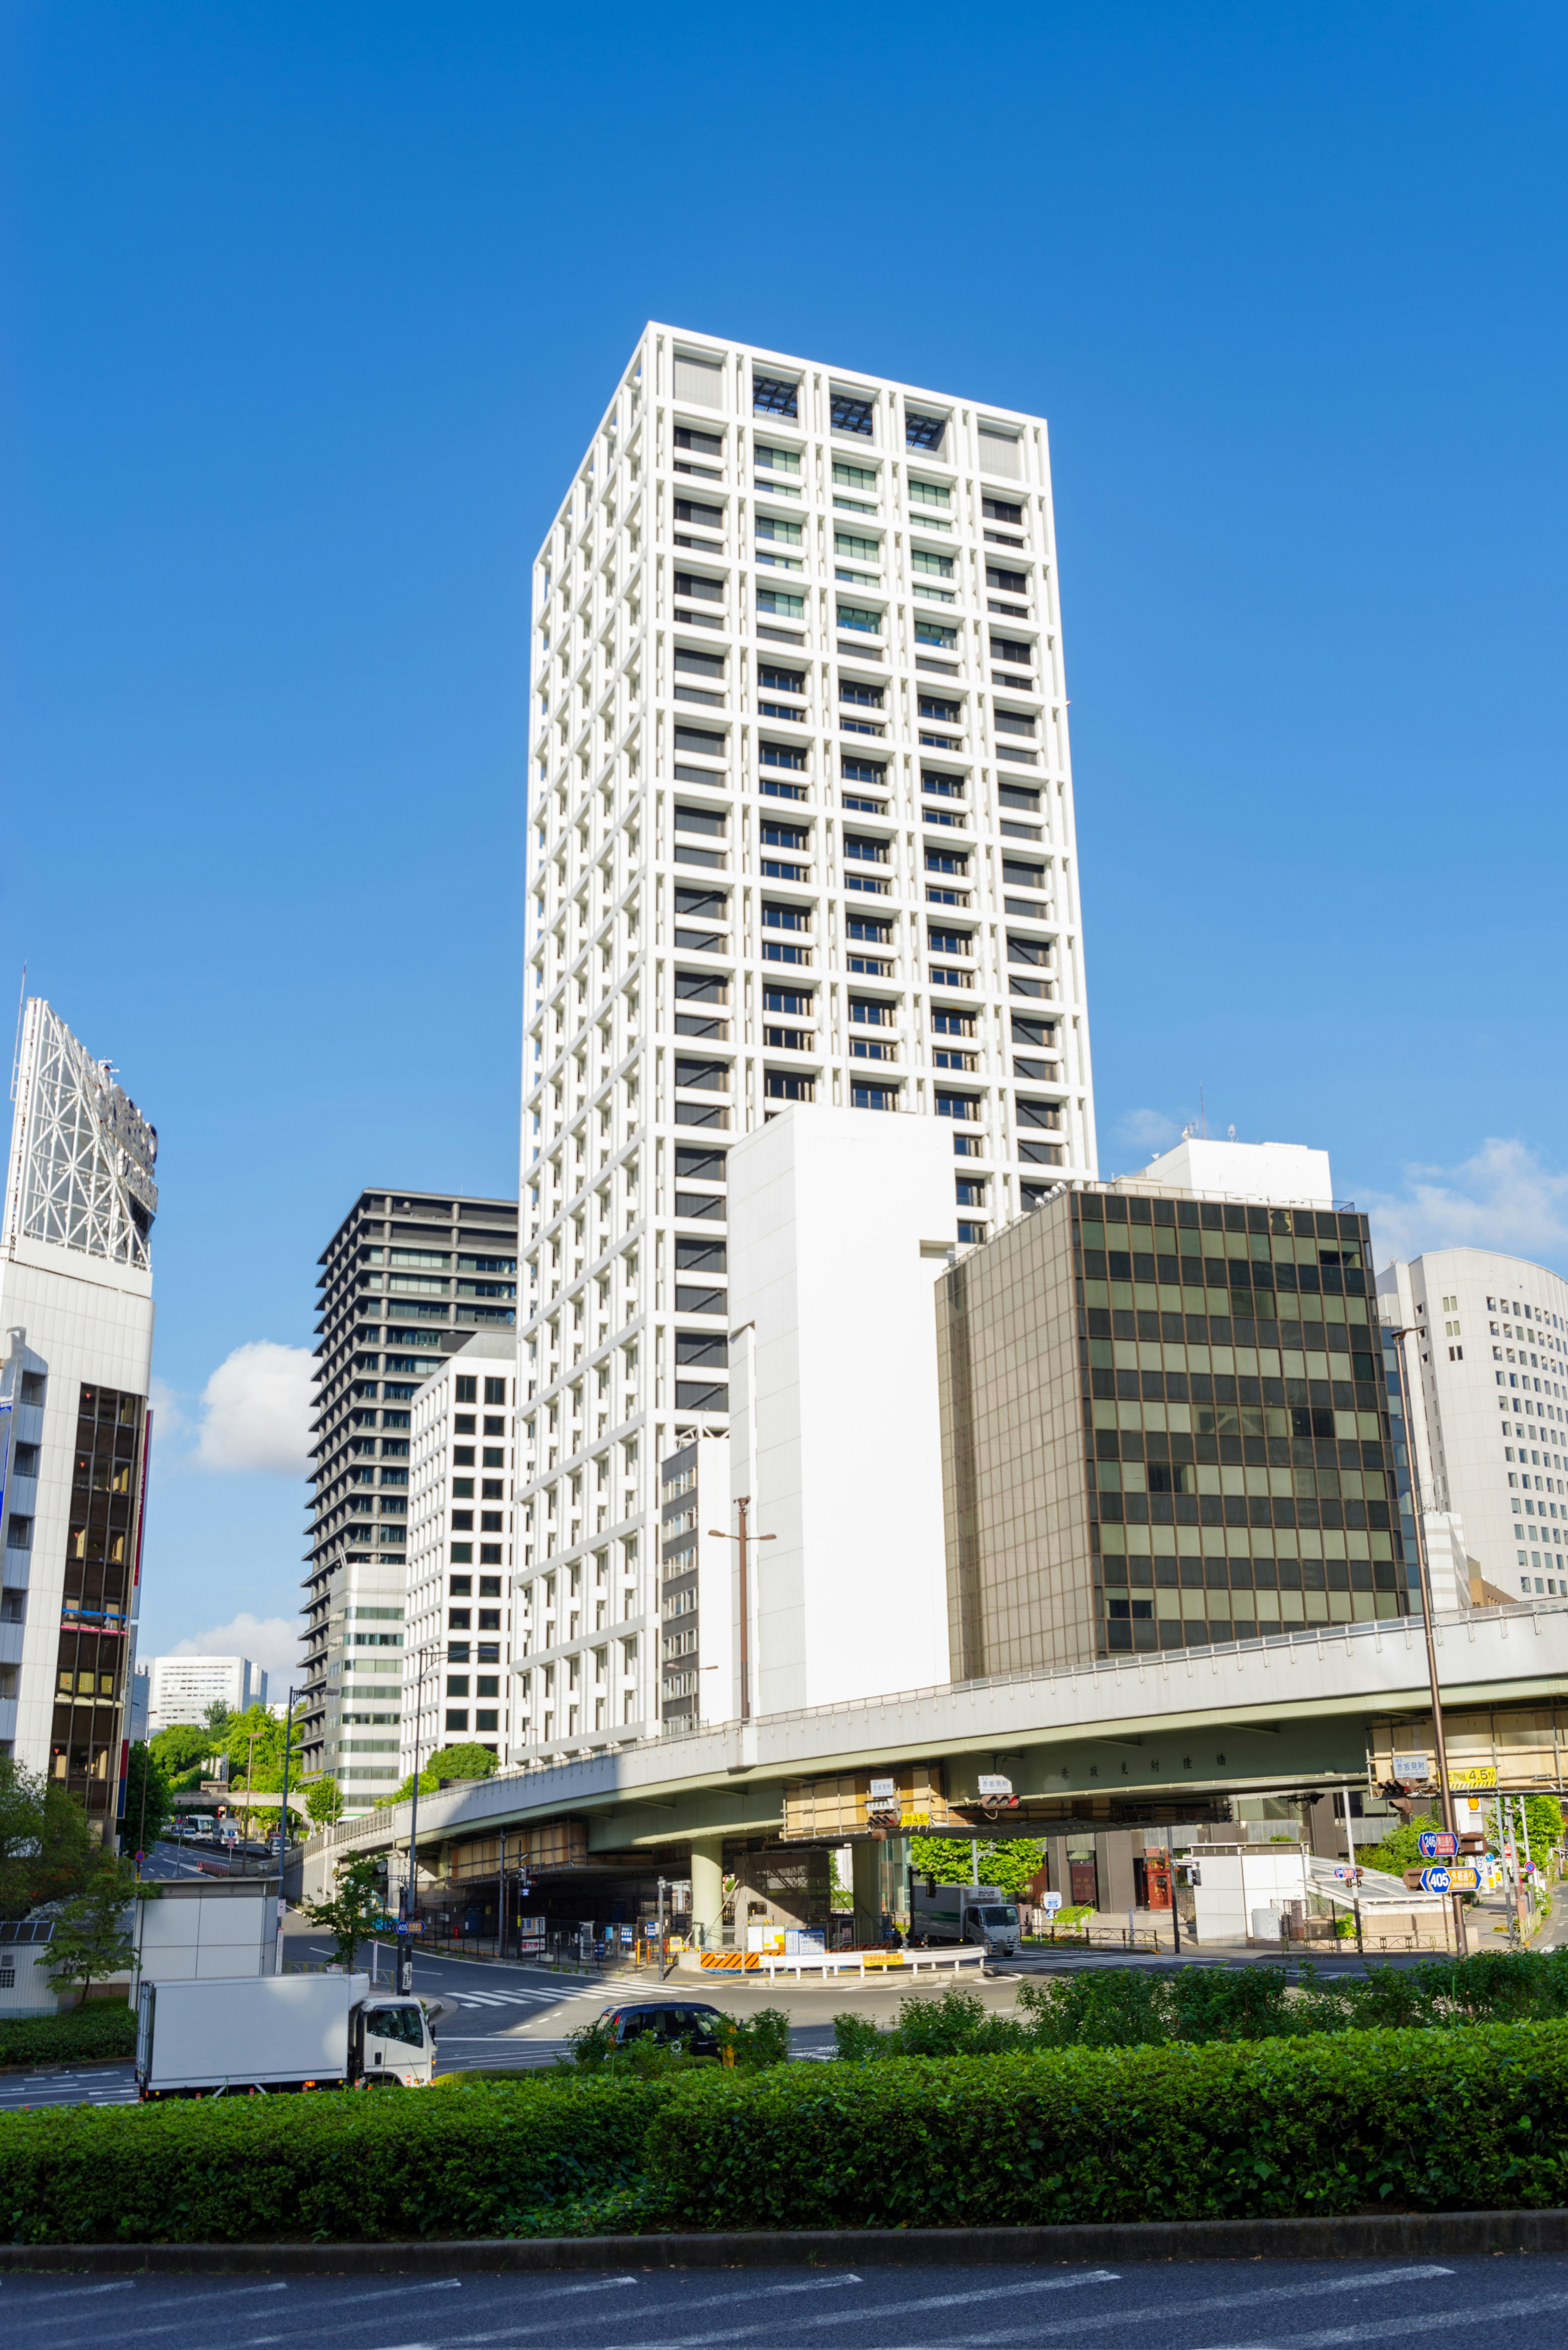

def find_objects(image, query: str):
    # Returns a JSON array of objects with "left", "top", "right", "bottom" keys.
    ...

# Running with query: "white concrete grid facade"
[
  {"left": 517, "top": 324, "right": 1098, "bottom": 1756},
  {"left": 1377, "top": 1249, "right": 1568, "bottom": 1601},
  {"left": 402, "top": 1333, "right": 516, "bottom": 1781},
  {"left": 144, "top": 1654, "right": 266, "bottom": 1734}
]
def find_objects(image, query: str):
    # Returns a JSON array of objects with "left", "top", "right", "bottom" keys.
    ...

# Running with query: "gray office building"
[{"left": 299, "top": 1187, "right": 518, "bottom": 1777}]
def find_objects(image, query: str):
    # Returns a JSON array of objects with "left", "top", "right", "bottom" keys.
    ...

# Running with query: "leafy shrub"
[
  {"left": 649, "top": 2023, "right": 1568, "bottom": 2230},
  {"left": 0, "top": 2004, "right": 138, "bottom": 2069},
  {"left": 0, "top": 2073, "right": 672, "bottom": 2243},
  {"left": 715, "top": 2007, "right": 792, "bottom": 2069}
]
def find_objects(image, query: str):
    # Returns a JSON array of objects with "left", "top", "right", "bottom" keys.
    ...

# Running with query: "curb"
[{"left": 4, "top": 2210, "right": 1568, "bottom": 2273}]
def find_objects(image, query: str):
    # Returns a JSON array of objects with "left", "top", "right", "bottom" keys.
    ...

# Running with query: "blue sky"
[{"left": 4, "top": 3, "right": 1566, "bottom": 1676}]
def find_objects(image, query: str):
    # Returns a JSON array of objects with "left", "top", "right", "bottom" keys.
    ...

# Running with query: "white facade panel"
[
  {"left": 726, "top": 1107, "right": 956, "bottom": 1712},
  {"left": 517, "top": 324, "right": 1097, "bottom": 1757}
]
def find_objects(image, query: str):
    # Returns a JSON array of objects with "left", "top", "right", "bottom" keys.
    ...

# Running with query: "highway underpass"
[{"left": 303, "top": 1599, "right": 1568, "bottom": 1934}]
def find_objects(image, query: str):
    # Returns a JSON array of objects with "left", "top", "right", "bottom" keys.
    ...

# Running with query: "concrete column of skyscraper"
[
  {"left": 517, "top": 325, "right": 1097, "bottom": 1754},
  {"left": 0, "top": 999, "right": 158, "bottom": 1836}
]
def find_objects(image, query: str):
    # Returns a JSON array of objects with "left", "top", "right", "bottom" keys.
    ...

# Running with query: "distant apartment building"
[
  {"left": 401, "top": 1331, "right": 517, "bottom": 1781},
  {"left": 936, "top": 1140, "right": 1411, "bottom": 1673},
  {"left": 1376, "top": 1249, "right": 1568, "bottom": 1600},
  {"left": 518, "top": 322, "right": 1096, "bottom": 1755},
  {"left": 144, "top": 1653, "right": 267, "bottom": 1734},
  {"left": 300, "top": 1187, "right": 518, "bottom": 1778},
  {"left": 0, "top": 999, "right": 158, "bottom": 1837}
]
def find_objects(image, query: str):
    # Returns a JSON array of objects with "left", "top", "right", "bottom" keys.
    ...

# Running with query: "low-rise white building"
[
  {"left": 404, "top": 1331, "right": 515, "bottom": 1777},
  {"left": 1376, "top": 1248, "right": 1568, "bottom": 1599}
]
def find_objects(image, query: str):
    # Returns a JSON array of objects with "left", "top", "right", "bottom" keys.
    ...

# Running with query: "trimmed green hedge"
[
  {"left": 650, "top": 2026, "right": 1568, "bottom": 2231},
  {"left": 0, "top": 2005, "right": 137, "bottom": 2070},
  {"left": 0, "top": 2073, "right": 670, "bottom": 2243},
  {"left": 3, "top": 2023, "right": 1568, "bottom": 2240}
]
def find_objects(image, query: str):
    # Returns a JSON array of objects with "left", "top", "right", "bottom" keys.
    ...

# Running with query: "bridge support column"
[
  {"left": 852, "top": 1839, "right": 882, "bottom": 1944},
  {"left": 690, "top": 1834, "right": 725, "bottom": 1949}
]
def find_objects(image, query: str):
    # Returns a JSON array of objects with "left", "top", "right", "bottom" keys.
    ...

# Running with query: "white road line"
[
  {"left": 1193, "top": 2290, "right": 1568, "bottom": 2350},
  {"left": 958, "top": 2265, "right": 1455, "bottom": 2348},
  {"left": 598, "top": 2267, "right": 1111, "bottom": 2349}
]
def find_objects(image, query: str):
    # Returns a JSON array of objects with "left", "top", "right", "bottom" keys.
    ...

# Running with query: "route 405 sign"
[{"left": 1417, "top": 1865, "right": 1480, "bottom": 1895}]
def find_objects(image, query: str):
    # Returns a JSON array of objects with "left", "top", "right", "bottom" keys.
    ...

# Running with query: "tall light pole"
[
  {"left": 707, "top": 1497, "right": 775, "bottom": 1723},
  {"left": 402, "top": 1640, "right": 443, "bottom": 1969},
  {"left": 1388, "top": 1322, "right": 1468, "bottom": 1959},
  {"left": 272, "top": 1685, "right": 297, "bottom": 1974}
]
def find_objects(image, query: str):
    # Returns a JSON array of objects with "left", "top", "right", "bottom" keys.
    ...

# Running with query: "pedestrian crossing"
[{"left": 448, "top": 1984, "right": 607, "bottom": 2010}]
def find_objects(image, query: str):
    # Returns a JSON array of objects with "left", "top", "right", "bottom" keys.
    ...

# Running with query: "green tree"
[
  {"left": 301, "top": 1854, "right": 385, "bottom": 1971},
  {"left": 0, "top": 1758, "right": 47, "bottom": 1920},
  {"left": 909, "top": 1835, "right": 1043, "bottom": 1899},
  {"left": 120, "top": 1744, "right": 172, "bottom": 1856},
  {"left": 31, "top": 1782, "right": 104, "bottom": 1909},
  {"left": 149, "top": 1722, "right": 212, "bottom": 1779},
  {"left": 380, "top": 1743, "right": 499, "bottom": 1806},
  {"left": 1359, "top": 1812, "right": 1440, "bottom": 1877},
  {"left": 202, "top": 1699, "right": 233, "bottom": 1737},
  {"left": 305, "top": 1776, "right": 343, "bottom": 1827},
  {"left": 46, "top": 1863, "right": 156, "bottom": 2006}
]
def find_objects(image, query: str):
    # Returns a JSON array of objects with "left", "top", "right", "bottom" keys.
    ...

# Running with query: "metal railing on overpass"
[{"left": 308, "top": 1599, "right": 1568, "bottom": 1866}]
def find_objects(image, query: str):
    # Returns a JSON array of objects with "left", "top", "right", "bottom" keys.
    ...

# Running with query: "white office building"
[
  {"left": 0, "top": 999, "right": 158, "bottom": 1836},
  {"left": 517, "top": 324, "right": 1097, "bottom": 1750},
  {"left": 144, "top": 1653, "right": 267, "bottom": 1734},
  {"left": 1376, "top": 1249, "right": 1568, "bottom": 1599},
  {"left": 401, "top": 1331, "right": 516, "bottom": 1781}
]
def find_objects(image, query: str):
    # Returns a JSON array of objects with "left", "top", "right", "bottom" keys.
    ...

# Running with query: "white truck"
[
  {"left": 911, "top": 1882, "right": 1025, "bottom": 1957},
  {"left": 135, "top": 1972, "right": 436, "bottom": 2098}
]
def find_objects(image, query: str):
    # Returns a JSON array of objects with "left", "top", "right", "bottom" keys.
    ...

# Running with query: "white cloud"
[
  {"left": 1112, "top": 1106, "right": 1183, "bottom": 1155},
  {"left": 146, "top": 1375, "right": 189, "bottom": 1447},
  {"left": 192, "top": 1341, "right": 315, "bottom": 1475},
  {"left": 167, "top": 1612, "right": 301, "bottom": 1684},
  {"left": 1363, "top": 1139, "right": 1568, "bottom": 1274}
]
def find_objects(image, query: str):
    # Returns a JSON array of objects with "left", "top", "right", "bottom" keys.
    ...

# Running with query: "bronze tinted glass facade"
[
  {"left": 937, "top": 1188, "right": 1410, "bottom": 1679},
  {"left": 53, "top": 1380, "right": 147, "bottom": 1823}
]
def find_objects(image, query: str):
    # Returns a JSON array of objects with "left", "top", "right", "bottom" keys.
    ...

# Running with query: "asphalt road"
[{"left": 3, "top": 2258, "right": 1564, "bottom": 2348}]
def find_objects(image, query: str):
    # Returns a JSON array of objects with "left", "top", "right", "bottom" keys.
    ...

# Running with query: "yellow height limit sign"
[{"left": 1449, "top": 1766, "right": 1499, "bottom": 1790}]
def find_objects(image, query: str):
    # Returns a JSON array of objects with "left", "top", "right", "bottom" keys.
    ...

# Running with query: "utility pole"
[
  {"left": 1390, "top": 1323, "right": 1468, "bottom": 1958},
  {"left": 706, "top": 1496, "right": 775, "bottom": 1723},
  {"left": 402, "top": 1640, "right": 442, "bottom": 1989},
  {"left": 242, "top": 1725, "right": 258, "bottom": 1856},
  {"left": 272, "top": 1686, "right": 296, "bottom": 1974}
]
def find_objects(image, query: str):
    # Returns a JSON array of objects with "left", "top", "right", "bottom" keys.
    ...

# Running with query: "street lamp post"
[
  {"left": 272, "top": 1685, "right": 297, "bottom": 1974},
  {"left": 1388, "top": 1323, "right": 1468, "bottom": 1959},
  {"left": 401, "top": 1641, "right": 443, "bottom": 1989}
]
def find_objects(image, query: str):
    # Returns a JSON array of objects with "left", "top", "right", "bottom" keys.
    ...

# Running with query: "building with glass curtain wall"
[
  {"left": 519, "top": 324, "right": 1096, "bottom": 1752},
  {"left": 936, "top": 1168, "right": 1410, "bottom": 1677}
]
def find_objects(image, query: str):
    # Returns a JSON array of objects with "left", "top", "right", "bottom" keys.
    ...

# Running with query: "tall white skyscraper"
[
  {"left": 1376, "top": 1249, "right": 1568, "bottom": 1600},
  {"left": 517, "top": 325, "right": 1097, "bottom": 1754}
]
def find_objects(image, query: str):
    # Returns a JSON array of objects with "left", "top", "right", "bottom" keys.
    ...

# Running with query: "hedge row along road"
[{"left": 6, "top": 2024, "right": 1568, "bottom": 2241}]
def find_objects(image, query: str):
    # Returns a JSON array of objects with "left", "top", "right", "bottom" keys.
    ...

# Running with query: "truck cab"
[{"left": 355, "top": 1998, "right": 435, "bottom": 2086}]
